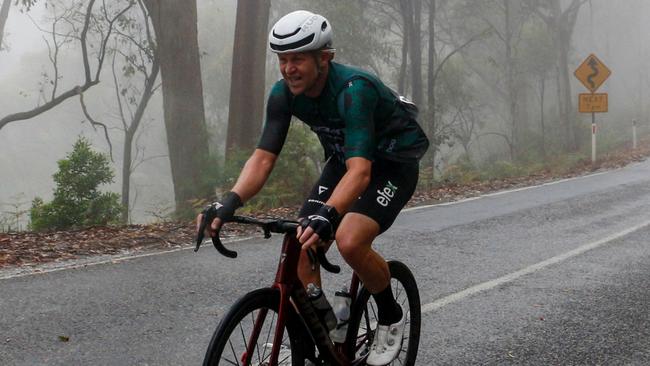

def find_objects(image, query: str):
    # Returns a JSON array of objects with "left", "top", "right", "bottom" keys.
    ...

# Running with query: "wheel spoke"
[
  {"left": 226, "top": 339, "right": 240, "bottom": 366},
  {"left": 238, "top": 320, "right": 248, "bottom": 362}
]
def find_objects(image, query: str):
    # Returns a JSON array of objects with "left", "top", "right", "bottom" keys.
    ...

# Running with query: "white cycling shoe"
[{"left": 366, "top": 305, "right": 407, "bottom": 366}]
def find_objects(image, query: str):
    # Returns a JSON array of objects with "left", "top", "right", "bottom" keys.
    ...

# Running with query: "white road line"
[
  {"left": 421, "top": 219, "right": 650, "bottom": 314},
  {"left": 404, "top": 170, "right": 611, "bottom": 212},
  {"left": 0, "top": 236, "right": 254, "bottom": 281}
]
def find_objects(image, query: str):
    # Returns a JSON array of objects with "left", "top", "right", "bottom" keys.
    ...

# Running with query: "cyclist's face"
[{"left": 278, "top": 52, "right": 320, "bottom": 96}]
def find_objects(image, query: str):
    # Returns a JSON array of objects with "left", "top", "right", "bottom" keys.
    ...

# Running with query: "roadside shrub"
[
  {"left": 482, "top": 160, "right": 526, "bottom": 180},
  {"left": 29, "top": 137, "right": 121, "bottom": 231},
  {"left": 440, "top": 155, "right": 480, "bottom": 184}
]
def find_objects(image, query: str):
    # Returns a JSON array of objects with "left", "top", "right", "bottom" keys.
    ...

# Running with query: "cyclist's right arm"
[
  {"left": 236, "top": 80, "right": 293, "bottom": 202},
  {"left": 230, "top": 149, "right": 278, "bottom": 202},
  {"left": 198, "top": 81, "right": 292, "bottom": 236}
]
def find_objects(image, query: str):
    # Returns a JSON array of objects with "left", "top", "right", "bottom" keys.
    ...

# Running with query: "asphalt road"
[{"left": 1, "top": 160, "right": 650, "bottom": 365}]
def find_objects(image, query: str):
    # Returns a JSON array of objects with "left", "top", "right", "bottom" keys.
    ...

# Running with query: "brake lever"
[
  {"left": 316, "top": 247, "right": 340, "bottom": 273},
  {"left": 305, "top": 247, "right": 341, "bottom": 274},
  {"left": 195, "top": 213, "right": 237, "bottom": 258},
  {"left": 194, "top": 214, "right": 209, "bottom": 252}
]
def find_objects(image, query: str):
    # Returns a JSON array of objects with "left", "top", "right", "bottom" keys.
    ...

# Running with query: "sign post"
[
  {"left": 574, "top": 54, "right": 611, "bottom": 164},
  {"left": 592, "top": 117, "right": 596, "bottom": 163}
]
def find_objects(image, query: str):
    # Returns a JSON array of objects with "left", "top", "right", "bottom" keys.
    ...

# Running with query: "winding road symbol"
[
  {"left": 574, "top": 54, "right": 611, "bottom": 93},
  {"left": 587, "top": 56, "right": 599, "bottom": 90}
]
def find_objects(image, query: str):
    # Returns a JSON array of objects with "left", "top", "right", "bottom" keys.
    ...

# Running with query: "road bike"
[{"left": 196, "top": 215, "right": 421, "bottom": 365}]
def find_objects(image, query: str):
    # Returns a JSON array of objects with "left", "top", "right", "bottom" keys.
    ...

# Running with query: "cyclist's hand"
[
  {"left": 196, "top": 192, "right": 243, "bottom": 240},
  {"left": 297, "top": 204, "right": 340, "bottom": 250},
  {"left": 196, "top": 213, "right": 223, "bottom": 239}
]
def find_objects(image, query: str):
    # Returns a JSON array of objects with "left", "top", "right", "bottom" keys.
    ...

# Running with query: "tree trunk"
[
  {"left": 226, "top": 0, "right": 270, "bottom": 157},
  {"left": 121, "top": 59, "right": 160, "bottom": 223},
  {"left": 143, "top": 0, "right": 210, "bottom": 215},
  {"left": 549, "top": 0, "right": 580, "bottom": 151},
  {"left": 121, "top": 132, "right": 134, "bottom": 223},
  {"left": 0, "top": 0, "right": 9, "bottom": 50},
  {"left": 504, "top": 0, "right": 517, "bottom": 161},
  {"left": 540, "top": 76, "right": 546, "bottom": 160},
  {"left": 409, "top": 0, "right": 423, "bottom": 106},
  {"left": 427, "top": 0, "right": 436, "bottom": 182},
  {"left": 398, "top": 0, "right": 412, "bottom": 95}
]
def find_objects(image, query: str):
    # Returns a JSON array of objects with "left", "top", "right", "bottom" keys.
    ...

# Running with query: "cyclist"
[{"left": 197, "top": 10, "right": 428, "bottom": 365}]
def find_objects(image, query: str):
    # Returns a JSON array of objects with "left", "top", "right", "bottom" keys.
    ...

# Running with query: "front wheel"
[
  {"left": 203, "top": 287, "right": 305, "bottom": 366},
  {"left": 347, "top": 260, "right": 421, "bottom": 365}
]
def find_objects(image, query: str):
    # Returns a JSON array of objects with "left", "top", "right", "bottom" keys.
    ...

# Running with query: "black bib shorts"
[{"left": 298, "top": 158, "right": 419, "bottom": 234}]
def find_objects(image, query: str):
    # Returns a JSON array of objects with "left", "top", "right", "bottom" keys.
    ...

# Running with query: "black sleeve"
[{"left": 257, "top": 81, "right": 292, "bottom": 155}]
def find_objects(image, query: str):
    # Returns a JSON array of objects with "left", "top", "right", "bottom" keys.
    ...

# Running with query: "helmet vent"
[
  {"left": 272, "top": 27, "right": 301, "bottom": 40},
  {"left": 321, "top": 21, "right": 328, "bottom": 31},
  {"left": 269, "top": 33, "right": 315, "bottom": 52}
]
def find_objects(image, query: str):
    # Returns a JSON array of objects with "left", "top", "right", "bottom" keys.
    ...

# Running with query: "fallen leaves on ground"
[{"left": 2, "top": 139, "right": 649, "bottom": 270}]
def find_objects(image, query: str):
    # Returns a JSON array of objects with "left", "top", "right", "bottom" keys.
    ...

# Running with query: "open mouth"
[{"left": 286, "top": 76, "right": 302, "bottom": 87}]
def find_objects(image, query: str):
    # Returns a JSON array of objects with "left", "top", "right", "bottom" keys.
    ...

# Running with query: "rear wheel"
[
  {"left": 347, "top": 260, "right": 421, "bottom": 365},
  {"left": 203, "top": 288, "right": 305, "bottom": 366}
]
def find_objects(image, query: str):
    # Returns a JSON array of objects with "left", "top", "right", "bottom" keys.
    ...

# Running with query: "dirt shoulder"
[{"left": 2, "top": 141, "right": 649, "bottom": 271}]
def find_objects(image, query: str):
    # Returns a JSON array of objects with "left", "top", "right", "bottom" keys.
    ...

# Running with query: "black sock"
[{"left": 372, "top": 283, "right": 403, "bottom": 326}]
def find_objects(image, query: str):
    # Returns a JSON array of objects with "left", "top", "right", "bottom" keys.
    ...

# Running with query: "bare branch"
[
  {"left": 94, "top": 1, "right": 135, "bottom": 82},
  {"left": 78, "top": 87, "right": 114, "bottom": 161},
  {"left": 111, "top": 45, "right": 129, "bottom": 130},
  {"left": 433, "top": 28, "right": 490, "bottom": 84},
  {"left": 131, "top": 154, "right": 166, "bottom": 173},
  {"left": 0, "top": 81, "right": 99, "bottom": 130},
  {"left": 80, "top": 0, "right": 96, "bottom": 84}
]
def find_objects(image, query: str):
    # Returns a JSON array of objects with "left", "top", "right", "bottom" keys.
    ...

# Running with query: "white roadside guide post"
[
  {"left": 574, "top": 54, "right": 611, "bottom": 164},
  {"left": 633, "top": 119, "right": 637, "bottom": 149}
]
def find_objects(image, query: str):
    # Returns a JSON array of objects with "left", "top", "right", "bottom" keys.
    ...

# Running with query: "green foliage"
[
  {"left": 440, "top": 154, "right": 530, "bottom": 185},
  {"left": 211, "top": 123, "right": 323, "bottom": 212},
  {"left": 439, "top": 155, "right": 481, "bottom": 184},
  {"left": 29, "top": 137, "right": 121, "bottom": 231},
  {"left": 542, "top": 153, "right": 586, "bottom": 175}
]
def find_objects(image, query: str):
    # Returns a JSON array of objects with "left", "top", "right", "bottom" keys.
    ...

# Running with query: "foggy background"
[{"left": 1, "top": 0, "right": 649, "bottom": 228}]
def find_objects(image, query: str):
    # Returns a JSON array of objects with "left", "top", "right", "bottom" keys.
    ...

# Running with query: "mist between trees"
[{"left": 1, "top": 0, "right": 649, "bottom": 230}]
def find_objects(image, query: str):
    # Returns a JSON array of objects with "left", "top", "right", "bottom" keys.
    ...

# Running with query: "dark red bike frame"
[{"left": 245, "top": 233, "right": 363, "bottom": 366}]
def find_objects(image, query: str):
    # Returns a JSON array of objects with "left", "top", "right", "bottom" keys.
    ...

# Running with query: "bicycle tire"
[
  {"left": 203, "top": 287, "right": 306, "bottom": 366},
  {"left": 346, "top": 260, "right": 421, "bottom": 365}
]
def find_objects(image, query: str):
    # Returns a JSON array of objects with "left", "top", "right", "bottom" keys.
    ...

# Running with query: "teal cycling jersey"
[{"left": 257, "top": 62, "right": 429, "bottom": 163}]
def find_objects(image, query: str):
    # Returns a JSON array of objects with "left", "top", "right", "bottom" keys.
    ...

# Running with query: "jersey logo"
[
  {"left": 318, "top": 186, "right": 329, "bottom": 195},
  {"left": 348, "top": 81, "right": 353, "bottom": 88},
  {"left": 376, "top": 181, "right": 398, "bottom": 207}
]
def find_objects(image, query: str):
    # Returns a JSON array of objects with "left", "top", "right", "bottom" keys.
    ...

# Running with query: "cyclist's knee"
[{"left": 335, "top": 233, "right": 369, "bottom": 266}]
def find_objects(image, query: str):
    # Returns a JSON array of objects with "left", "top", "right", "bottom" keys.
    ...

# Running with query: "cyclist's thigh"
[
  {"left": 349, "top": 159, "right": 419, "bottom": 234},
  {"left": 298, "top": 158, "right": 346, "bottom": 218}
]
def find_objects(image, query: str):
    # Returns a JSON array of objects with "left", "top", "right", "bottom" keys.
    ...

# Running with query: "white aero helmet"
[{"left": 269, "top": 10, "right": 333, "bottom": 54}]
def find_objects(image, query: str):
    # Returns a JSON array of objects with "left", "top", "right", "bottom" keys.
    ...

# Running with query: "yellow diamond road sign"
[{"left": 575, "top": 54, "right": 611, "bottom": 93}]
